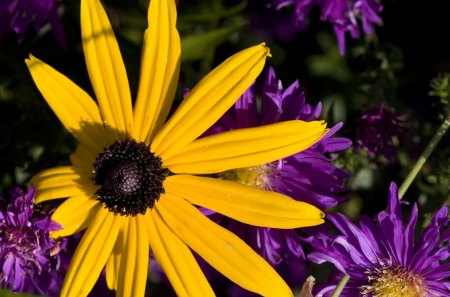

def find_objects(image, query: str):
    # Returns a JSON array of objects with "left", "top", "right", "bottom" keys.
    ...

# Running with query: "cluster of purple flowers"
[
  {"left": 270, "top": 0, "right": 383, "bottom": 54},
  {"left": 0, "top": 187, "right": 66, "bottom": 295},
  {"left": 0, "top": 0, "right": 66, "bottom": 47},
  {"left": 199, "top": 68, "right": 450, "bottom": 297}
]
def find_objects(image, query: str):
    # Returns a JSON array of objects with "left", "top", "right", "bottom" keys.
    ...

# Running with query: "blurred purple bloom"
[
  {"left": 248, "top": 6, "right": 300, "bottom": 43},
  {"left": 308, "top": 182, "right": 450, "bottom": 296},
  {"left": 270, "top": 0, "right": 383, "bottom": 54},
  {"left": 355, "top": 104, "right": 409, "bottom": 163},
  {"left": 202, "top": 67, "right": 351, "bottom": 292},
  {"left": 0, "top": 0, "right": 67, "bottom": 48},
  {"left": 0, "top": 186, "right": 66, "bottom": 295}
]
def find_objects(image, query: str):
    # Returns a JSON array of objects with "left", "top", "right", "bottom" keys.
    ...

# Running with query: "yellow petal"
[
  {"left": 30, "top": 166, "right": 97, "bottom": 203},
  {"left": 152, "top": 43, "right": 270, "bottom": 158},
  {"left": 51, "top": 194, "right": 102, "bottom": 238},
  {"left": 146, "top": 210, "right": 215, "bottom": 297},
  {"left": 25, "top": 55, "right": 111, "bottom": 153},
  {"left": 81, "top": 0, "right": 133, "bottom": 136},
  {"left": 164, "top": 175, "right": 325, "bottom": 228},
  {"left": 106, "top": 224, "right": 124, "bottom": 291},
  {"left": 105, "top": 256, "right": 117, "bottom": 290},
  {"left": 115, "top": 216, "right": 149, "bottom": 297},
  {"left": 70, "top": 143, "right": 98, "bottom": 167},
  {"left": 163, "top": 120, "right": 327, "bottom": 173},
  {"left": 132, "top": 0, "right": 180, "bottom": 143},
  {"left": 105, "top": 255, "right": 118, "bottom": 290},
  {"left": 157, "top": 194, "right": 293, "bottom": 297},
  {"left": 61, "top": 209, "right": 124, "bottom": 297}
]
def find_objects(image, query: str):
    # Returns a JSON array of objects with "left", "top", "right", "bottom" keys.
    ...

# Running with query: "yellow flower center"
[
  {"left": 362, "top": 265, "right": 428, "bottom": 297},
  {"left": 220, "top": 165, "right": 273, "bottom": 190}
]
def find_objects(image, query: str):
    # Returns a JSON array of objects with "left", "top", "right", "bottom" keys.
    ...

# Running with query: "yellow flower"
[{"left": 25, "top": 0, "right": 327, "bottom": 296}]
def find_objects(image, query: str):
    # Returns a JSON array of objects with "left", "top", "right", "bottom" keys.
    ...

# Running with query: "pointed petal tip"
[
  {"left": 298, "top": 203, "right": 326, "bottom": 227},
  {"left": 305, "top": 209, "right": 326, "bottom": 227},
  {"left": 25, "top": 53, "right": 38, "bottom": 66},
  {"left": 319, "top": 120, "right": 330, "bottom": 135},
  {"left": 259, "top": 42, "right": 272, "bottom": 58}
]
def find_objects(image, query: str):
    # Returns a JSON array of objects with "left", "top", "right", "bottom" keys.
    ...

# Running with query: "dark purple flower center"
[{"left": 92, "top": 139, "right": 168, "bottom": 217}]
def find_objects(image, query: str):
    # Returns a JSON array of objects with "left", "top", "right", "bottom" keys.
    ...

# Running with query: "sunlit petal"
[
  {"left": 132, "top": 0, "right": 180, "bottom": 143},
  {"left": 81, "top": 0, "right": 133, "bottom": 136},
  {"left": 146, "top": 210, "right": 214, "bottom": 297},
  {"left": 157, "top": 194, "right": 293, "bottom": 297},
  {"left": 30, "top": 166, "right": 97, "bottom": 203},
  {"left": 164, "top": 175, "right": 325, "bottom": 228},
  {"left": 164, "top": 120, "right": 327, "bottom": 173},
  {"left": 25, "top": 55, "right": 110, "bottom": 153},
  {"left": 106, "top": 225, "right": 124, "bottom": 291},
  {"left": 115, "top": 216, "right": 149, "bottom": 297},
  {"left": 51, "top": 194, "right": 101, "bottom": 238},
  {"left": 61, "top": 209, "right": 124, "bottom": 297},
  {"left": 152, "top": 43, "right": 270, "bottom": 158}
]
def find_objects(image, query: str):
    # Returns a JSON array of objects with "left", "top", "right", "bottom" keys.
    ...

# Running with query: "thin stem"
[
  {"left": 330, "top": 274, "right": 350, "bottom": 297},
  {"left": 398, "top": 116, "right": 450, "bottom": 199}
]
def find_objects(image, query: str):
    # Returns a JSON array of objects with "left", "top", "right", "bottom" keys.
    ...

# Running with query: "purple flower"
[
  {"left": 270, "top": 0, "right": 383, "bottom": 54},
  {"left": 202, "top": 67, "right": 351, "bottom": 290},
  {"left": 355, "top": 104, "right": 409, "bottom": 163},
  {"left": 308, "top": 182, "right": 450, "bottom": 296},
  {"left": 0, "top": 186, "right": 66, "bottom": 295},
  {"left": 247, "top": 4, "right": 303, "bottom": 43},
  {"left": 207, "top": 66, "right": 351, "bottom": 210},
  {"left": 0, "top": 0, "right": 66, "bottom": 48}
]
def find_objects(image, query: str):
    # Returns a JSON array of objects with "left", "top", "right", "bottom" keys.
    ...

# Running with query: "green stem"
[
  {"left": 398, "top": 116, "right": 450, "bottom": 199},
  {"left": 330, "top": 274, "right": 350, "bottom": 297}
]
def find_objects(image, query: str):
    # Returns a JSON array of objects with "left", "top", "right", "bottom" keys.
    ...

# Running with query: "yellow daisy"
[{"left": 25, "top": 0, "right": 328, "bottom": 296}]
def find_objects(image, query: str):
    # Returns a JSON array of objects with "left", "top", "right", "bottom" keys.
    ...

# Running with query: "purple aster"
[
  {"left": 0, "top": 0, "right": 66, "bottom": 48},
  {"left": 270, "top": 0, "right": 383, "bottom": 54},
  {"left": 206, "top": 66, "right": 351, "bottom": 210},
  {"left": 308, "top": 182, "right": 450, "bottom": 296},
  {"left": 0, "top": 186, "right": 66, "bottom": 295},
  {"left": 201, "top": 67, "right": 351, "bottom": 292},
  {"left": 355, "top": 104, "right": 410, "bottom": 164}
]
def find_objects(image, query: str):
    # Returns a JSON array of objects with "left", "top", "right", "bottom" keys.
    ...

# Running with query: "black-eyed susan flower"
[{"left": 25, "top": 0, "right": 328, "bottom": 296}]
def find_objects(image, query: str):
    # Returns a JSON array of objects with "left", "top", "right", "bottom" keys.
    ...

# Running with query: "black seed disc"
[{"left": 92, "top": 139, "right": 168, "bottom": 216}]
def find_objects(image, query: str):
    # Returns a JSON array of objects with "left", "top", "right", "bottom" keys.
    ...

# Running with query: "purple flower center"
[
  {"left": 92, "top": 139, "right": 168, "bottom": 217},
  {"left": 220, "top": 164, "right": 275, "bottom": 190},
  {"left": 1, "top": 226, "right": 36, "bottom": 255},
  {"left": 362, "top": 265, "right": 427, "bottom": 297}
]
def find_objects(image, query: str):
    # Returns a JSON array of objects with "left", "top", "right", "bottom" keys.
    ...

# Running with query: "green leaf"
[
  {"left": 306, "top": 32, "right": 352, "bottom": 82},
  {"left": 0, "top": 289, "right": 41, "bottom": 297},
  {"left": 181, "top": 21, "right": 246, "bottom": 62},
  {"left": 178, "top": 2, "right": 247, "bottom": 24},
  {"left": 321, "top": 95, "right": 347, "bottom": 123}
]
